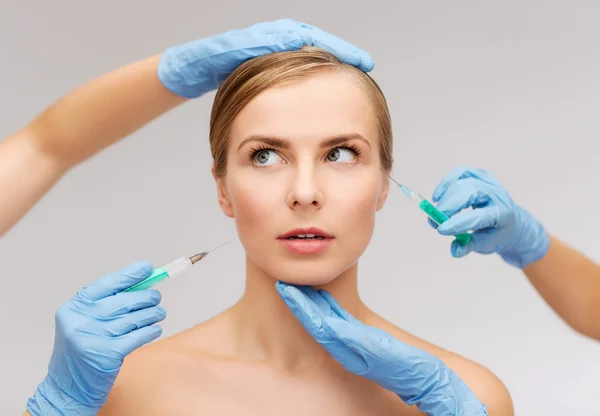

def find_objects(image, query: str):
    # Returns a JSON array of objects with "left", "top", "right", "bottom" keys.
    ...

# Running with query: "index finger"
[
  {"left": 249, "top": 18, "right": 374, "bottom": 72},
  {"left": 433, "top": 166, "right": 496, "bottom": 202},
  {"left": 79, "top": 261, "right": 154, "bottom": 301},
  {"left": 297, "top": 23, "right": 374, "bottom": 72}
]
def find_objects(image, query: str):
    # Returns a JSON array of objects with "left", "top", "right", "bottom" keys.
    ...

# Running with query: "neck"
[{"left": 231, "top": 256, "right": 365, "bottom": 371}]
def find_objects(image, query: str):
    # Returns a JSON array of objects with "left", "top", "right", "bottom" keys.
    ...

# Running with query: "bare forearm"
[
  {"left": 0, "top": 54, "right": 186, "bottom": 236},
  {"left": 523, "top": 235, "right": 600, "bottom": 340}
]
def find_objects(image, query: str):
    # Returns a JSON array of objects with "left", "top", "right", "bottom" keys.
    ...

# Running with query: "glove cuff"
[
  {"left": 27, "top": 375, "right": 100, "bottom": 416},
  {"left": 500, "top": 206, "right": 550, "bottom": 269}
]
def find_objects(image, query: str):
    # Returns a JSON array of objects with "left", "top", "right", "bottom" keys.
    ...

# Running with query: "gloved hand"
[
  {"left": 430, "top": 166, "right": 550, "bottom": 268},
  {"left": 158, "top": 18, "right": 374, "bottom": 98},
  {"left": 276, "top": 282, "right": 487, "bottom": 416},
  {"left": 26, "top": 262, "right": 166, "bottom": 416}
]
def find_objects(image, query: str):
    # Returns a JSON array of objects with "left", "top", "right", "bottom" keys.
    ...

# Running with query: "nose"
[{"left": 286, "top": 166, "right": 325, "bottom": 210}]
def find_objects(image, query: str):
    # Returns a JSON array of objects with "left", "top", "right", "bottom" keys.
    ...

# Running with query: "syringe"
[
  {"left": 381, "top": 170, "right": 472, "bottom": 247},
  {"left": 123, "top": 238, "right": 236, "bottom": 292}
]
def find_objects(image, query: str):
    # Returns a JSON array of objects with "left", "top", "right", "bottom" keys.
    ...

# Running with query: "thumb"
[{"left": 79, "top": 261, "right": 154, "bottom": 301}]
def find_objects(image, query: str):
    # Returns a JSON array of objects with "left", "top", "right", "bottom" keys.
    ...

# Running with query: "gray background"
[{"left": 1, "top": 0, "right": 599, "bottom": 414}]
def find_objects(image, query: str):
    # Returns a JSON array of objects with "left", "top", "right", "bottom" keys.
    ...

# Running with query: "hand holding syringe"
[
  {"left": 124, "top": 238, "right": 236, "bottom": 292},
  {"left": 380, "top": 169, "right": 472, "bottom": 247}
]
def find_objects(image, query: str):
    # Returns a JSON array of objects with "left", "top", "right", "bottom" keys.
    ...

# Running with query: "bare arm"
[
  {"left": 1, "top": 54, "right": 187, "bottom": 236},
  {"left": 523, "top": 235, "right": 600, "bottom": 340}
]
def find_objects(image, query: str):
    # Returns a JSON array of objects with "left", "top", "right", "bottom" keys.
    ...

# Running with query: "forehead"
[{"left": 230, "top": 71, "right": 376, "bottom": 145}]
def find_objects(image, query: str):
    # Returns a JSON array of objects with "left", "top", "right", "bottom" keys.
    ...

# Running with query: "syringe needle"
[
  {"left": 207, "top": 237, "right": 236, "bottom": 253},
  {"left": 379, "top": 168, "right": 401, "bottom": 187},
  {"left": 190, "top": 237, "right": 236, "bottom": 264},
  {"left": 124, "top": 238, "right": 237, "bottom": 292},
  {"left": 378, "top": 167, "right": 471, "bottom": 247},
  {"left": 378, "top": 168, "right": 419, "bottom": 199}
]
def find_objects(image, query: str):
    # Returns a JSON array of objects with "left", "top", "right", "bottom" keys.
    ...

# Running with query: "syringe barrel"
[{"left": 163, "top": 256, "right": 192, "bottom": 278}]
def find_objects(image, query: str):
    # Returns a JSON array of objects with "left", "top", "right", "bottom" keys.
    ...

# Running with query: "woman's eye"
[
  {"left": 254, "top": 149, "right": 283, "bottom": 166},
  {"left": 326, "top": 148, "right": 355, "bottom": 163}
]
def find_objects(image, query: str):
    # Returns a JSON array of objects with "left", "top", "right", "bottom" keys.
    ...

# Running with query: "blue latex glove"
[
  {"left": 430, "top": 166, "right": 550, "bottom": 268},
  {"left": 158, "top": 18, "right": 374, "bottom": 98},
  {"left": 276, "top": 282, "right": 487, "bottom": 416},
  {"left": 27, "top": 262, "right": 166, "bottom": 416}
]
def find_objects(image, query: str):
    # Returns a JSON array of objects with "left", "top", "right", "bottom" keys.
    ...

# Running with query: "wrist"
[
  {"left": 27, "top": 375, "right": 100, "bottom": 416},
  {"left": 500, "top": 206, "right": 550, "bottom": 269}
]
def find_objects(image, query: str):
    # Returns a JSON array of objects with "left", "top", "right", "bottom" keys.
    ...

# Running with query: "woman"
[
  {"left": 21, "top": 20, "right": 489, "bottom": 416},
  {"left": 98, "top": 47, "right": 513, "bottom": 415}
]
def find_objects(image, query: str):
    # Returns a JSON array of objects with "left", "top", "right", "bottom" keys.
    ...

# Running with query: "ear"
[
  {"left": 376, "top": 158, "right": 393, "bottom": 211},
  {"left": 212, "top": 164, "right": 234, "bottom": 218},
  {"left": 376, "top": 178, "right": 389, "bottom": 211}
]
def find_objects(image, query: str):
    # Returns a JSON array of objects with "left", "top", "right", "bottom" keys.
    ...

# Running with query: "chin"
[
  {"left": 276, "top": 273, "right": 338, "bottom": 286},
  {"left": 258, "top": 256, "right": 356, "bottom": 287}
]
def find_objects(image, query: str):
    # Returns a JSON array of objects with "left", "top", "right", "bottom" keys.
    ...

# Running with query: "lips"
[
  {"left": 278, "top": 227, "right": 334, "bottom": 240},
  {"left": 278, "top": 227, "right": 334, "bottom": 254}
]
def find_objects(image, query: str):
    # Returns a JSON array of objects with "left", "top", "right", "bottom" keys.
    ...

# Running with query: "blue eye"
[
  {"left": 253, "top": 149, "right": 283, "bottom": 166},
  {"left": 326, "top": 147, "right": 356, "bottom": 163}
]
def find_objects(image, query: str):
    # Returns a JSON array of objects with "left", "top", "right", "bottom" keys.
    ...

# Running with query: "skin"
[
  {"left": 3, "top": 54, "right": 186, "bottom": 237},
  {"left": 524, "top": 235, "right": 600, "bottom": 341},
  {"left": 98, "top": 71, "right": 513, "bottom": 415}
]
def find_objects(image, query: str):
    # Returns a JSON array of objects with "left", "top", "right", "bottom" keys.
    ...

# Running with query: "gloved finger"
[
  {"left": 427, "top": 217, "right": 439, "bottom": 229},
  {"left": 250, "top": 18, "right": 374, "bottom": 71},
  {"left": 432, "top": 166, "right": 492, "bottom": 202},
  {"left": 280, "top": 285, "right": 369, "bottom": 371},
  {"left": 437, "top": 206, "right": 500, "bottom": 236},
  {"left": 276, "top": 282, "right": 362, "bottom": 363},
  {"left": 105, "top": 306, "right": 167, "bottom": 337},
  {"left": 325, "top": 317, "right": 384, "bottom": 356},
  {"left": 96, "top": 289, "right": 162, "bottom": 318},
  {"left": 115, "top": 324, "right": 163, "bottom": 356},
  {"left": 435, "top": 179, "right": 492, "bottom": 218},
  {"left": 450, "top": 238, "right": 475, "bottom": 258},
  {"left": 432, "top": 166, "right": 473, "bottom": 202},
  {"left": 326, "top": 317, "right": 439, "bottom": 379},
  {"left": 79, "top": 262, "right": 154, "bottom": 301},
  {"left": 276, "top": 282, "right": 330, "bottom": 342},
  {"left": 324, "top": 317, "right": 394, "bottom": 371},
  {"left": 469, "top": 228, "right": 504, "bottom": 255},
  {"left": 308, "top": 35, "right": 373, "bottom": 71},
  {"left": 321, "top": 317, "right": 370, "bottom": 374},
  {"left": 317, "top": 289, "right": 362, "bottom": 326},
  {"left": 295, "top": 286, "right": 337, "bottom": 317}
]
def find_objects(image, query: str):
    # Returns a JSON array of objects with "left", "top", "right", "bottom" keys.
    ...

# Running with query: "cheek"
[
  {"left": 227, "top": 173, "right": 283, "bottom": 240},
  {"left": 326, "top": 171, "right": 381, "bottom": 236}
]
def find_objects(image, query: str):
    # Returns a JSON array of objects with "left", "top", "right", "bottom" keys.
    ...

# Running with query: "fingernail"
[
  {"left": 361, "top": 54, "right": 374, "bottom": 71},
  {"left": 437, "top": 223, "right": 450, "bottom": 235}
]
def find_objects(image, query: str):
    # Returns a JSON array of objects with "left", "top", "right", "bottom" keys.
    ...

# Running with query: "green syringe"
[
  {"left": 381, "top": 170, "right": 471, "bottom": 246},
  {"left": 123, "top": 238, "right": 236, "bottom": 292}
]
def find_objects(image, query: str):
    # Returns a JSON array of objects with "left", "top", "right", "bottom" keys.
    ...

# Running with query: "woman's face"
[{"left": 214, "top": 71, "right": 389, "bottom": 285}]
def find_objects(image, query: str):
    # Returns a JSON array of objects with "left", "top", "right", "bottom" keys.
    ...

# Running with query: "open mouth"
[
  {"left": 278, "top": 227, "right": 333, "bottom": 240},
  {"left": 278, "top": 227, "right": 334, "bottom": 254},
  {"left": 285, "top": 234, "right": 326, "bottom": 240}
]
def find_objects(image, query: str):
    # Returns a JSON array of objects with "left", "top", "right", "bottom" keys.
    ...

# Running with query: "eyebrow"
[{"left": 237, "top": 133, "right": 371, "bottom": 151}]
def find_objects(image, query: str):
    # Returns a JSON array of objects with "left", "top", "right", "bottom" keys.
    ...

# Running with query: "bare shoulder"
[
  {"left": 98, "top": 335, "right": 192, "bottom": 415},
  {"left": 364, "top": 309, "right": 514, "bottom": 416},
  {"left": 99, "top": 313, "right": 233, "bottom": 415}
]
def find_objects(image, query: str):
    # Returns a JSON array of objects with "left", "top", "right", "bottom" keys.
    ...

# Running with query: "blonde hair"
[{"left": 209, "top": 46, "right": 393, "bottom": 177}]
